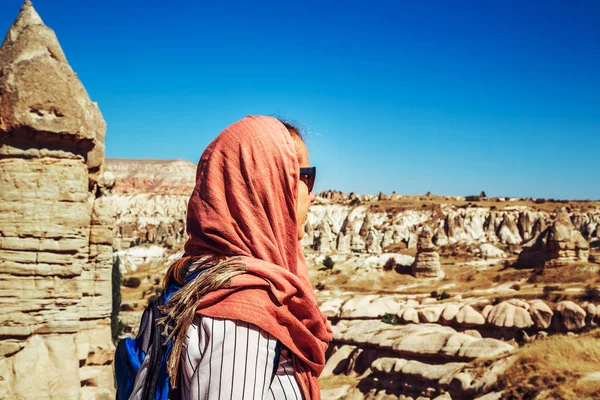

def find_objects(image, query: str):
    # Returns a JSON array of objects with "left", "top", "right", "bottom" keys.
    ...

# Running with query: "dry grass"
[
  {"left": 318, "top": 373, "right": 362, "bottom": 389},
  {"left": 310, "top": 265, "right": 419, "bottom": 294},
  {"left": 496, "top": 329, "right": 600, "bottom": 399},
  {"left": 120, "top": 258, "right": 172, "bottom": 310},
  {"left": 526, "top": 264, "right": 600, "bottom": 285},
  {"left": 309, "top": 254, "right": 600, "bottom": 302}
]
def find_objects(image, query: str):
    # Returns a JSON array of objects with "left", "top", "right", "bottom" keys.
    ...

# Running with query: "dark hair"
[{"left": 276, "top": 117, "right": 303, "bottom": 140}]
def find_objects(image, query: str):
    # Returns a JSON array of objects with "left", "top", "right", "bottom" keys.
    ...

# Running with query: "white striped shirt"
[{"left": 180, "top": 315, "right": 303, "bottom": 400}]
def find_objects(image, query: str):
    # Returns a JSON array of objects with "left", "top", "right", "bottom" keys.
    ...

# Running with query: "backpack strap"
[{"left": 270, "top": 340, "right": 282, "bottom": 386}]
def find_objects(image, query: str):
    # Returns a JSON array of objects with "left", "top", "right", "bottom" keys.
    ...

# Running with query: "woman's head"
[
  {"left": 276, "top": 119, "right": 316, "bottom": 240},
  {"left": 184, "top": 115, "right": 314, "bottom": 274}
]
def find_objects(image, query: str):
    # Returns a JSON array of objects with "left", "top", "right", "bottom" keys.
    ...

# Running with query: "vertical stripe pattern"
[{"left": 180, "top": 315, "right": 302, "bottom": 399}]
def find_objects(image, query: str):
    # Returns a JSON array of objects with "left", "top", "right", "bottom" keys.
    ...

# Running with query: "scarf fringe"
[{"left": 157, "top": 256, "right": 247, "bottom": 388}]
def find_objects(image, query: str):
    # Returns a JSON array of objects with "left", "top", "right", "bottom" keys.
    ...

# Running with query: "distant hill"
[{"left": 106, "top": 158, "right": 197, "bottom": 195}]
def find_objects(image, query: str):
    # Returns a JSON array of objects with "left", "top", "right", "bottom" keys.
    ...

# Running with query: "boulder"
[
  {"left": 553, "top": 301, "right": 586, "bottom": 331},
  {"left": 528, "top": 300, "right": 553, "bottom": 329},
  {"left": 486, "top": 301, "right": 534, "bottom": 329},
  {"left": 412, "top": 227, "right": 443, "bottom": 278},
  {"left": 418, "top": 304, "right": 446, "bottom": 324},
  {"left": 455, "top": 305, "right": 485, "bottom": 326}
]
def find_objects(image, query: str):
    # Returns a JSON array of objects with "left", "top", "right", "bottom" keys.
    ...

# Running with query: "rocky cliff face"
[
  {"left": 517, "top": 208, "right": 591, "bottom": 267},
  {"left": 103, "top": 159, "right": 600, "bottom": 271},
  {"left": 106, "top": 158, "right": 196, "bottom": 195},
  {"left": 0, "top": 2, "right": 114, "bottom": 398},
  {"left": 304, "top": 203, "right": 599, "bottom": 256}
]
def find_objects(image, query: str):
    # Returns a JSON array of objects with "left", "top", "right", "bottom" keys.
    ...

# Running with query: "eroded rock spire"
[
  {"left": 0, "top": 1, "right": 114, "bottom": 398},
  {"left": 0, "top": 0, "right": 105, "bottom": 176}
]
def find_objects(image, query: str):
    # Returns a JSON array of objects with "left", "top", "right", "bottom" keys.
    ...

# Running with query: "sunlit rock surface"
[{"left": 0, "top": 2, "right": 114, "bottom": 398}]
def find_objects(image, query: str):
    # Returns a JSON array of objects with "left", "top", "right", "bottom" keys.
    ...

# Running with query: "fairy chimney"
[
  {"left": 0, "top": 1, "right": 114, "bottom": 398},
  {"left": 411, "top": 226, "right": 443, "bottom": 278}
]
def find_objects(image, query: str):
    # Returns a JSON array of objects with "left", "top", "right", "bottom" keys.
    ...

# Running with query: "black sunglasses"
[{"left": 299, "top": 167, "right": 316, "bottom": 193}]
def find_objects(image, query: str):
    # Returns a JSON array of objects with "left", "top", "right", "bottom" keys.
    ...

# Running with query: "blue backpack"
[
  {"left": 114, "top": 277, "right": 184, "bottom": 400},
  {"left": 114, "top": 268, "right": 281, "bottom": 400}
]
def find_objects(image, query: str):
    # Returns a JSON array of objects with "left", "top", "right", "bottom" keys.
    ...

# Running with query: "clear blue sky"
[{"left": 2, "top": 0, "right": 599, "bottom": 199}]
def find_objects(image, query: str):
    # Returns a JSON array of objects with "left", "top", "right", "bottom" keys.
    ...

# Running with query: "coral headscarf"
[{"left": 173, "top": 115, "right": 331, "bottom": 399}]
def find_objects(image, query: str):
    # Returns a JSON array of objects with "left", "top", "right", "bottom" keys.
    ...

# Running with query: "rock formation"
[
  {"left": 0, "top": 2, "right": 114, "bottom": 398},
  {"left": 106, "top": 158, "right": 196, "bottom": 195},
  {"left": 106, "top": 169, "right": 600, "bottom": 258},
  {"left": 318, "top": 290, "right": 599, "bottom": 399},
  {"left": 412, "top": 227, "right": 443, "bottom": 278},
  {"left": 517, "top": 208, "right": 590, "bottom": 267}
]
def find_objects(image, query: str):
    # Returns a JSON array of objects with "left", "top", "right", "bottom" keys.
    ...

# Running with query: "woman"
[{"left": 159, "top": 115, "right": 332, "bottom": 400}]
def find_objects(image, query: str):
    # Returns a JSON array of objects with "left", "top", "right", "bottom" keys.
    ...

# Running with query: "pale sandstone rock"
[
  {"left": 418, "top": 304, "right": 446, "bottom": 323},
  {"left": 319, "top": 297, "right": 347, "bottom": 318},
  {"left": 517, "top": 209, "right": 590, "bottom": 267},
  {"left": 479, "top": 243, "right": 507, "bottom": 258},
  {"left": 321, "top": 385, "right": 353, "bottom": 400},
  {"left": 371, "top": 357, "right": 407, "bottom": 374},
  {"left": 505, "top": 298, "right": 530, "bottom": 310},
  {"left": 0, "top": 334, "right": 80, "bottom": 400},
  {"left": 340, "top": 295, "right": 402, "bottom": 319},
  {"left": 333, "top": 320, "right": 514, "bottom": 362},
  {"left": 528, "top": 300, "right": 553, "bottom": 329},
  {"left": 0, "top": 1, "right": 106, "bottom": 176},
  {"left": 481, "top": 304, "right": 493, "bottom": 319},
  {"left": 399, "top": 307, "right": 419, "bottom": 324},
  {"left": 584, "top": 303, "right": 597, "bottom": 325},
  {"left": 486, "top": 301, "right": 534, "bottom": 329},
  {"left": 463, "top": 329, "right": 482, "bottom": 339},
  {"left": 497, "top": 214, "right": 522, "bottom": 244},
  {"left": 553, "top": 301, "right": 586, "bottom": 331},
  {"left": 401, "top": 359, "right": 466, "bottom": 384},
  {"left": 344, "top": 347, "right": 380, "bottom": 376},
  {"left": 457, "top": 338, "right": 514, "bottom": 360},
  {"left": 469, "top": 355, "right": 517, "bottom": 393},
  {"left": 412, "top": 226, "right": 443, "bottom": 278},
  {"left": 321, "top": 345, "right": 356, "bottom": 378},
  {"left": 441, "top": 304, "right": 461, "bottom": 323},
  {"left": 455, "top": 305, "right": 485, "bottom": 326},
  {"left": 448, "top": 371, "right": 473, "bottom": 392},
  {"left": 406, "top": 299, "right": 420, "bottom": 308},
  {"left": 0, "top": 2, "right": 114, "bottom": 398}
]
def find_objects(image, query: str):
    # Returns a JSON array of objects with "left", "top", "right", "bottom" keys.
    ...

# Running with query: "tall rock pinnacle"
[
  {"left": 0, "top": 2, "right": 114, "bottom": 398},
  {"left": 0, "top": 0, "right": 106, "bottom": 178}
]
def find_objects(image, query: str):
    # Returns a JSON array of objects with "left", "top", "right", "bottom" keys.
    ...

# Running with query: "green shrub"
[
  {"left": 381, "top": 313, "right": 400, "bottom": 325},
  {"left": 147, "top": 294, "right": 159, "bottom": 305},
  {"left": 111, "top": 256, "right": 122, "bottom": 342},
  {"left": 438, "top": 291, "right": 451, "bottom": 301},
  {"left": 122, "top": 276, "right": 141, "bottom": 288},
  {"left": 322, "top": 256, "right": 335, "bottom": 270},
  {"left": 584, "top": 285, "right": 600, "bottom": 301},
  {"left": 542, "top": 285, "right": 561, "bottom": 299},
  {"left": 383, "top": 257, "right": 396, "bottom": 271}
]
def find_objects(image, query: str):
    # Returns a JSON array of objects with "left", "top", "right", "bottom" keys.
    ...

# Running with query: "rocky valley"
[
  {"left": 106, "top": 159, "right": 600, "bottom": 400},
  {"left": 1, "top": 2, "right": 599, "bottom": 399}
]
